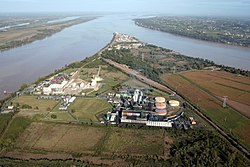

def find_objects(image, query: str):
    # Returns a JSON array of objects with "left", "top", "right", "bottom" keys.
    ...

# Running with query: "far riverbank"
[{"left": 0, "top": 16, "right": 97, "bottom": 52}]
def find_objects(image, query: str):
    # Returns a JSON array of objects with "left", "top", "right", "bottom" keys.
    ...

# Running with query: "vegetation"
[
  {"left": 135, "top": 16, "right": 250, "bottom": 48},
  {"left": 0, "top": 16, "right": 96, "bottom": 51},
  {"left": 169, "top": 130, "right": 249, "bottom": 167},
  {"left": 0, "top": 116, "right": 32, "bottom": 148},
  {"left": 102, "top": 45, "right": 217, "bottom": 82},
  {"left": 15, "top": 122, "right": 108, "bottom": 153},
  {"left": 12, "top": 95, "right": 58, "bottom": 113},
  {"left": 0, "top": 158, "right": 98, "bottom": 167},
  {"left": 182, "top": 70, "right": 250, "bottom": 118},
  {"left": 70, "top": 98, "right": 112, "bottom": 122},
  {"left": 161, "top": 73, "right": 250, "bottom": 149},
  {"left": 0, "top": 113, "right": 13, "bottom": 136},
  {"left": 104, "top": 128, "right": 165, "bottom": 155},
  {"left": 0, "top": 119, "right": 248, "bottom": 166}
]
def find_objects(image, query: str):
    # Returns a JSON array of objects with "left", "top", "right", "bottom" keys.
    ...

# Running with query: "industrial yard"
[
  {"left": 33, "top": 67, "right": 103, "bottom": 96},
  {"left": 104, "top": 88, "right": 189, "bottom": 128}
]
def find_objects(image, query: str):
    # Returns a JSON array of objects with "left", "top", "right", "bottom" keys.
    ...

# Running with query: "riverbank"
[
  {"left": 134, "top": 17, "right": 250, "bottom": 48},
  {"left": 0, "top": 16, "right": 97, "bottom": 52}
]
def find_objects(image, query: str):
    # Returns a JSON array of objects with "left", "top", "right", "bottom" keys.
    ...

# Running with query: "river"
[{"left": 0, "top": 14, "right": 250, "bottom": 99}]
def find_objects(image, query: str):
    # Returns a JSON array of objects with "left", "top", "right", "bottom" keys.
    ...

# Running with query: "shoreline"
[
  {"left": 135, "top": 22, "right": 250, "bottom": 50},
  {"left": 0, "top": 17, "right": 97, "bottom": 52},
  {"left": 0, "top": 31, "right": 116, "bottom": 101}
]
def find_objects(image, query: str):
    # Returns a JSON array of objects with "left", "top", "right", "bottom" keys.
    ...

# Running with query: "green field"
[
  {"left": 13, "top": 95, "right": 58, "bottom": 113},
  {"left": 162, "top": 73, "right": 250, "bottom": 149},
  {"left": 0, "top": 116, "right": 32, "bottom": 148},
  {"left": 13, "top": 122, "right": 169, "bottom": 156},
  {"left": 104, "top": 128, "right": 166, "bottom": 155},
  {"left": 0, "top": 113, "right": 13, "bottom": 136},
  {"left": 70, "top": 98, "right": 112, "bottom": 122},
  {"left": 15, "top": 122, "right": 108, "bottom": 153}
]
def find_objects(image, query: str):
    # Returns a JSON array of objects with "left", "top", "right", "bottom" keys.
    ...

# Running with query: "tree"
[{"left": 20, "top": 83, "right": 28, "bottom": 91}]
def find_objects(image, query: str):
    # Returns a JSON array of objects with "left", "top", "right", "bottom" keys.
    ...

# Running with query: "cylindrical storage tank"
[
  {"left": 122, "top": 111, "right": 141, "bottom": 117},
  {"left": 155, "top": 97, "right": 166, "bottom": 103},
  {"left": 168, "top": 100, "right": 180, "bottom": 107},
  {"left": 155, "top": 109, "right": 167, "bottom": 115},
  {"left": 155, "top": 102, "right": 166, "bottom": 109}
]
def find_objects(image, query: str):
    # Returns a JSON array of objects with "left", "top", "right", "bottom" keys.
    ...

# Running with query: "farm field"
[
  {"left": 70, "top": 98, "right": 112, "bottom": 122},
  {"left": 12, "top": 95, "right": 58, "bottom": 118},
  {"left": 161, "top": 73, "right": 250, "bottom": 149},
  {"left": 104, "top": 128, "right": 167, "bottom": 155},
  {"left": 181, "top": 70, "right": 250, "bottom": 117},
  {"left": 13, "top": 122, "right": 169, "bottom": 156},
  {"left": 0, "top": 113, "right": 13, "bottom": 136},
  {"left": 15, "top": 122, "right": 108, "bottom": 154},
  {"left": 0, "top": 116, "right": 32, "bottom": 148}
]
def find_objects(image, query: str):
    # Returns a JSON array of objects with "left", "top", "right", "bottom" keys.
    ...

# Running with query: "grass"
[
  {"left": 15, "top": 122, "right": 108, "bottom": 153},
  {"left": 14, "top": 122, "right": 167, "bottom": 156},
  {"left": 182, "top": 70, "right": 250, "bottom": 106},
  {"left": 104, "top": 128, "right": 165, "bottom": 155},
  {"left": 70, "top": 98, "right": 112, "bottom": 122},
  {"left": 41, "top": 103, "right": 76, "bottom": 122},
  {"left": 0, "top": 116, "right": 32, "bottom": 148},
  {"left": 0, "top": 158, "right": 97, "bottom": 167},
  {"left": 0, "top": 113, "right": 13, "bottom": 136},
  {"left": 161, "top": 73, "right": 250, "bottom": 149},
  {"left": 12, "top": 95, "right": 59, "bottom": 113},
  {"left": 45, "top": 112, "right": 76, "bottom": 122}
]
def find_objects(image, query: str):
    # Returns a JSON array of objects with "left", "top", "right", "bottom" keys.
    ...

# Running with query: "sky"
[{"left": 1, "top": 0, "right": 250, "bottom": 16}]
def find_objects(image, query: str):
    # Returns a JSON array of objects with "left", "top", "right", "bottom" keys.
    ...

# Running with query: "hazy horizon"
[{"left": 1, "top": 0, "right": 250, "bottom": 17}]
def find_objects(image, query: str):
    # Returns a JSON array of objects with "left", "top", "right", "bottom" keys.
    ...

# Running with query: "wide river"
[{"left": 0, "top": 14, "right": 250, "bottom": 99}]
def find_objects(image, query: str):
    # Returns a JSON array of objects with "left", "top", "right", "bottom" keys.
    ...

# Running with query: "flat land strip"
[
  {"left": 15, "top": 122, "right": 108, "bottom": 153},
  {"left": 13, "top": 122, "right": 171, "bottom": 158},
  {"left": 12, "top": 95, "right": 58, "bottom": 117},
  {"left": 161, "top": 73, "right": 250, "bottom": 149},
  {"left": 0, "top": 17, "right": 95, "bottom": 51},
  {"left": 104, "top": 128, "right": 167, "bottom": 156},
  {"left": 70, "top": 98, "right": 112, "bottom": 122},
  {"left": 181, "top": 70, "right": 250, "bottom": 118}
]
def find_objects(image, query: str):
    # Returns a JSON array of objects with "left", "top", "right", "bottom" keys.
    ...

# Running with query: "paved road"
[{"left": 102, "top": 57, "right": 250, "bottom": 159}]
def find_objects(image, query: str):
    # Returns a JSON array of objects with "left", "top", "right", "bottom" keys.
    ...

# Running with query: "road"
[
  {"left": 102, "top": 58, "right": 250, "bottom": 159},
  {"left": 102, "top": 58, "right": 175, "bottom": 95}
]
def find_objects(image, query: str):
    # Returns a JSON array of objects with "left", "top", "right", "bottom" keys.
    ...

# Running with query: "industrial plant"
[
  {"left": 33, "top": 66, "right": 103, "bottom": 96},
  {"left": 105, "top": 88, "right": 185, "bottom": 128}
]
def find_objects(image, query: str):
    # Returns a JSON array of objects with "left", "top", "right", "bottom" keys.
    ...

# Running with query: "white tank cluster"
[
  {"left": 168, "top": 100, "right": 180, "bottom": 107},
  {"left": 155, "top": 97, "right": 167, "bottom": 115}
]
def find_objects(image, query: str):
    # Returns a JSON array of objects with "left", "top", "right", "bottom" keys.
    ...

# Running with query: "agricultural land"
[{"left": 161, "top": 72, "right": 250, "bottom": 150}]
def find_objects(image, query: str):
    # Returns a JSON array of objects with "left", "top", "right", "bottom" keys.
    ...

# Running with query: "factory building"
[{"left": 105, "top": 88, "right": 183, "bottom": 128}]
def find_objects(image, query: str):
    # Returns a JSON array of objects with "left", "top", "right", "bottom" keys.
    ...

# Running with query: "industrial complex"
[
  {"left": 33, "top": 66, "right": 103, "bottom": 96},
  {"left": 104, "top": 88, "right": 186, "bottom": 128}
]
